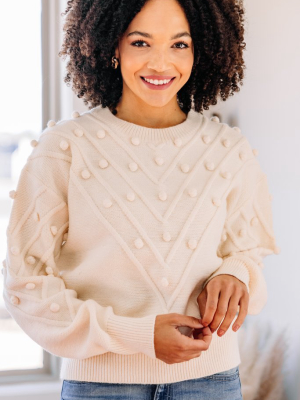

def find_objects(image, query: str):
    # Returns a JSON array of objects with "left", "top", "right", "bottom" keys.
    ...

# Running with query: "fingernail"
[
  {"left": 233, "top": 325, "right": 240, "bottom": 332},
  {"left": 218, "top": 330, "right": 224, "bottom": 336}
]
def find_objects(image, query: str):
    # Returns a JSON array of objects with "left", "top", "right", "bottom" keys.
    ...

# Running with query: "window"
[{"left": 0, "top": 0, "right": 62, "bottom": 384}]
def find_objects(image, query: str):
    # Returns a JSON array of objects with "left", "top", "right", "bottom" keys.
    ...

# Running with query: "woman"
[{"left": 2, "top": 0, "right": 280, "bottom": 399}]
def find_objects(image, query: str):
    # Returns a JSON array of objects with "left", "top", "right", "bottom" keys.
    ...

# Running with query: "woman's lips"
[{"left": 140, "top": 76, "right": 175, "bottom": 90}]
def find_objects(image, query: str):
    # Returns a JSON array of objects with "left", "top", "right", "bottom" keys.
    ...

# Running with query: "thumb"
[{"left": 172, "top": 314, "right": 203, "bottom": 329}]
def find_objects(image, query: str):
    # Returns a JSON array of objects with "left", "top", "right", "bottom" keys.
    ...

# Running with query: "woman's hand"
[
  {"left": 154, "top": 313, "right": 212, "bottom": 364},
  {"left": 197, "top": 274, "right": 249, "bottom": 337}
]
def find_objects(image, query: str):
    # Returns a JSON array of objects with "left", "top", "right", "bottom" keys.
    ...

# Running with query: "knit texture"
[{"left": 2, "top": 106, "right": 280, "bottom": 384}]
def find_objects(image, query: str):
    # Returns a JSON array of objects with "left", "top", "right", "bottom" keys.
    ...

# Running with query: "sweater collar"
[{"left": 89, "top": 106, "right": 204, "bottom": 143}]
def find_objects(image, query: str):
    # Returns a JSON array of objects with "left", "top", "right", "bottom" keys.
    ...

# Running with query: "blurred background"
[{"left": 0, "top": 0, "right": 299, "bottom": 399}]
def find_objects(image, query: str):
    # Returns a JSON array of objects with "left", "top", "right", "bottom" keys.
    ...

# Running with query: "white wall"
[
  {"left": 60, "top": 0, "right": 300, "bottom": 399},
  {"left": 206, "top": 1, "right": 300, "bottom": 399}
]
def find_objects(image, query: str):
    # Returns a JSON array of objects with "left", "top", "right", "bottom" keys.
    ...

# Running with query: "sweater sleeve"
[
  {"left": 201, "top": 156, "right": 280, "bottom": 315},
  {"left": 2, "top": 131, "right": 157, "bottom": 361}
]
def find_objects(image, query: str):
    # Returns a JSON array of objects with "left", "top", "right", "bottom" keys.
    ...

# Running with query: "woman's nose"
[{"left": 147, "top": 51, "right": 171, "bottom": 71}]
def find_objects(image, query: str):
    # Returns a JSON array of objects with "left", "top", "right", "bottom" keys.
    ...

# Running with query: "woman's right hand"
[{"left": 154, "top": 313, "right": 212, "bottom": 364}]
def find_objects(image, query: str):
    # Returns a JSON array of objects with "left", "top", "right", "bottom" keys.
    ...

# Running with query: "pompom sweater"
[{"left": 2, "top": 106, "right": 280, "bottom": 384}]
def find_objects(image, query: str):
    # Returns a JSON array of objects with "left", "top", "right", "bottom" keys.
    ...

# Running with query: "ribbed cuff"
[
  {"left": 106, "top": 313, "right": 158, "bottom": 360},
  {"left": 202, "top": 257, "right": 250, "bottom": 292}
]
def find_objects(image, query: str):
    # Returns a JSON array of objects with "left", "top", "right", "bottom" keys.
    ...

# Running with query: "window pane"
[{"left": 0, "top": 0, "right": 43, "bottom": 371}]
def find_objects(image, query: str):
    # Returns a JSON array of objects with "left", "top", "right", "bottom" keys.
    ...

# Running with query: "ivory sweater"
[{"left": 2, "top": 106, "right": 280, "bottom": 384}]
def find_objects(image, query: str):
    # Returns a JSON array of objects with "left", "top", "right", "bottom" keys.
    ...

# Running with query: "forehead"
[{"left": 124, "top": 0, "right": 191, "bottom": 36}]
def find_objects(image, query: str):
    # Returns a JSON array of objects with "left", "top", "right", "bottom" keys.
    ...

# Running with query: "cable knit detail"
[
  {"left": 202, "top": 168, "right": 279, "bottom": 314},
  {"left": 2, "top": 106, "right": 279, "bottom": 385}
]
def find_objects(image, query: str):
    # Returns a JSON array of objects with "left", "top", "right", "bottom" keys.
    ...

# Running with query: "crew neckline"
[{"left": 89, "top": 105, "right": 205, "bottom": 142}]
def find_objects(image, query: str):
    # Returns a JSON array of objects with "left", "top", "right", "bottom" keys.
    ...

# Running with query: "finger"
[
  {"left": 197, "top": 291, "right": 207, "bottom": 320},
  {"left": 198, "top": 326, "right": 213, "bottom": 348},
  {"left": 217, "top": 294, "right": 240, "bottom": 336},
  {"left": 171, "top": 314, "right": 204, "bottom": 330},
  {"left": 209, "top": 289, "right": 231, "bottom": 332},
  {"left": 185, "top": 326, "right": 212, "bottom": 351},
  {"left": 201, "top": 284, "right": 220, "bottom": 327},
  {"left": 232, "top": 293, "right": 249, "bottom": 332}
]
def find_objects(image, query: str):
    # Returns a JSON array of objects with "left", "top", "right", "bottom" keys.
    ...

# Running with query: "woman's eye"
[
  {"left": 174, "top": 42, "right": 189, "bottom": 49},
  {"left": 130, "top": 40, "right": 189, "bottom": 49},
  {"left": 131, "top": 40, "right": 148, "bottom": 47}
]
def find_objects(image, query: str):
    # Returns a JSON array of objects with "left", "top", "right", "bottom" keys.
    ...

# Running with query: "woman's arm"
[
  {"left": 201, "top": 151, "right": 280, "bottom": 315},
  {"left": 2, "top": 128, "right": 157, "bottom": 361}
]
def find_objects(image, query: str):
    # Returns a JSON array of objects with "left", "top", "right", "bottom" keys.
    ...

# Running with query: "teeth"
[{"left": 143, "top": 77, "right": 172, "bottom": 85}]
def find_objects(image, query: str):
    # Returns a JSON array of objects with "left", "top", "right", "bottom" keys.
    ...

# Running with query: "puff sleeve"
[
  {"left": 2, "top": 129, "right": 157, "bottom": 360},
  {"left": 201, "top": 153, "right": 280, "bottom": 315}
]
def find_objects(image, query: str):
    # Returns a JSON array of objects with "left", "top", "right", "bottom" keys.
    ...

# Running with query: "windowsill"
[{"left": 0, "top": 380, "right": 62, "bottom": 397}]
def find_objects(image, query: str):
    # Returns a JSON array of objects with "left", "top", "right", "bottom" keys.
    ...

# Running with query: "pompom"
[{"left": 47, "top": 120, "right": 56, "bottom": 128}]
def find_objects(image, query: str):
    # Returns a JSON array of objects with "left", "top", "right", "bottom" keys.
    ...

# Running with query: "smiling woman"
[
  {"left": 59, "top": 0, "right": 246, "bottom": 129},
  {"left": 2, "top": 0, "right": 279, "bottom": 399}
]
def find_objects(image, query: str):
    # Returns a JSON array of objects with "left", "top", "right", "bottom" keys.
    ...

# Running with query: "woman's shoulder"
[
  {"left": 30, "top": 107, "right": 104, "bottom": 157},
  {"left": 199, "top": 113, "right": 253, "bottom": 151}
]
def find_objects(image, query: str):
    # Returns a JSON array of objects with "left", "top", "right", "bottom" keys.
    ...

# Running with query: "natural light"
[{"left": 0, "top": 0, "right": 43, "bottom": 371}]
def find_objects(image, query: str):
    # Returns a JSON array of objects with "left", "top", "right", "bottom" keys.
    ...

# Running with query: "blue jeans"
[{"left": 61, "top": 365, "right": 243, "bottom": 399}]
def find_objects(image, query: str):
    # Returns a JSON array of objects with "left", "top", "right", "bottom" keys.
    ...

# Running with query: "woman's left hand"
[{"left": 197, "top": 274, "right": 249, "bottom": 337}]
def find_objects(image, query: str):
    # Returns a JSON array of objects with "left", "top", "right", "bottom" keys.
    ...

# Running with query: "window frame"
[{"left": 0, "top": 0, "right": 64, "bottom": 386}]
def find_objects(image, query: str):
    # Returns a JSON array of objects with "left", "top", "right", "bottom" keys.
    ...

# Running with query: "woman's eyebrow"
[{"left": 126, "top": 31, "right": 191, "bottom": 40}]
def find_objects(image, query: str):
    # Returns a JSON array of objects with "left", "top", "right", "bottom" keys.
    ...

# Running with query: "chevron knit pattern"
[{"left": 2, "top": 106, "right": 280, "bottom": 384}]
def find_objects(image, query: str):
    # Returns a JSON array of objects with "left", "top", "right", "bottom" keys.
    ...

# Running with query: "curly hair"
[{"left": 58, "top": 0, "right": 247, "bottom": 115}]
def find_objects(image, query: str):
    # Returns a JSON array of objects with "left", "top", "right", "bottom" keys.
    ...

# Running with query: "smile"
[{"left": 140, "top": 76, "right": 175, "bottom": 90}]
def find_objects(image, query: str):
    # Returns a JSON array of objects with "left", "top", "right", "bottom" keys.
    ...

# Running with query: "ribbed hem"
[
  {"left": 60, "top": 320, "right": 241, "bottom": 384},
  {"left": 106, "top": 313, "right": 157, "bottom": 360},
  {"left": 87, "top": 106, "right": 206, "bottom": 143},
  {"left": 202, "top": 257, "right": 250, "bottom": 292}
]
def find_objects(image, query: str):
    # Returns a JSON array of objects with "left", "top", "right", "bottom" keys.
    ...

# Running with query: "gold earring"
[{"left": 111, "top": 56, "right": 119, "bottom": 69}]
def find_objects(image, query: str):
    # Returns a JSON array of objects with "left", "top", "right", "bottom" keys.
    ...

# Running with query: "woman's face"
[{"left": 115, "top": 0, "right": 194, "bottom": 111}]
